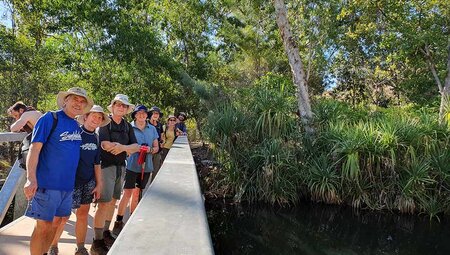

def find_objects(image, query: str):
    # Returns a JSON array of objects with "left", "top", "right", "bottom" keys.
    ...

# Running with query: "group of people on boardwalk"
[{"left": 7, "top": 88, "right": 188, "bottom": 255}]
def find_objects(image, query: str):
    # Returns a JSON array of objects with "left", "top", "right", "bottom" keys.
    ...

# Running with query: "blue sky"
[{"left": 0, "top": 1, "right": 12, "bottom": 28}]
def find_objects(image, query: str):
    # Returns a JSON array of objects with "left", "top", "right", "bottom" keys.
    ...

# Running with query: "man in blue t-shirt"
[
  {"left": 49, "top": 105, "right": 111, "bottom": 255},
  {"left": 23, "top": 87, "right": 93, "bottom": 255}
]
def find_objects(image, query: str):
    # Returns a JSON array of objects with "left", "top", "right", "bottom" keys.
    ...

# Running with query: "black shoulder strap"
[
  {"left": 107, "top": 117, "right": 130, "bottom": 139},
  {"left": 94, "top": 132, "right": 100, "bottom": 145},
  {"left": 47, "top": 111, "right": 58, "bottom": 140},
  {"left": 107, "top": 116, "right": 113, "bottom": 136}
]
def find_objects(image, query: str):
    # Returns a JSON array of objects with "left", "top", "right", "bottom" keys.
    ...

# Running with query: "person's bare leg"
[
  {"left": 75, "top": 204, "right": 90, "bottom": 245},
  {"left": 117, "top": 190, "right": 133, "bottom": 217},
  {"left": 46, "top": 217, "right": 68, "bottom": 252},
  {"left": 94, "top": 202, "right": 108, "bottom": 230},
  {"left": 49, "top": 216, "right": 68, "bottom": 250},
  {"left": 130, "top": 188, "right": 141, "bottom": 214},
  {"left": 105, "top": 199, "right": 117, "bottom": 227},
  {"left": 30, "top": 220, "right": 53, "bottom": 255}
]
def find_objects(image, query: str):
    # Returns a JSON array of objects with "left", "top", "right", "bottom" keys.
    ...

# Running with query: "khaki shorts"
[{"left": 97, "top": 165, "right": 125, "bottom": 202}]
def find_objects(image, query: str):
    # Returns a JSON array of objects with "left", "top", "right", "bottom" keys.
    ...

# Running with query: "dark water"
[{"left": 207, "top": 202, "right": 450, "bottom": 255}]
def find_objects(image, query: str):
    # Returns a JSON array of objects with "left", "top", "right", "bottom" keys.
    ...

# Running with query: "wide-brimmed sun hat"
[
  {"left": 176, "top": 112, "right": 187, "bottom": 120},
  {"left": 77, "top": 105, "right": 111, "bottom": 127},
  {"left": 107, "top": 94, "right": 135, "bottom": 114},
  {"left": 149, "top": 106, "right": 163, "bottom": 118},
  {"left": 131, "top": 105, "right": 148, "bottom": 120},
  {"left": 56, "top": 87, "right": 94, "bottom": 114}
]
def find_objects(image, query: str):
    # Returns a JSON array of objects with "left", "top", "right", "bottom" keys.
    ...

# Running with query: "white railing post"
[
  {"left": 0, "top": 160, "right": 26, "bottom": 223},
  {"left": 0, "top": 132, "right": 27, "bottom": 224}
]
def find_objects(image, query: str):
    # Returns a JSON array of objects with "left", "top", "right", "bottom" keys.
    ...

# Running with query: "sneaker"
[
  {"left": 103, "top": 230, "right": 116, "bottom": 248},
  {"left": 112, "top": 221, "right": 124, "bottom": 237},
  {"left": 48, "top": 246, "right": 59, "bottom": 255},
  {"left": 90, "top": 239, "right": 109, "bottom": 255},
  {"left": 75, "top": 247, "right": 89, "bottom": 255}
]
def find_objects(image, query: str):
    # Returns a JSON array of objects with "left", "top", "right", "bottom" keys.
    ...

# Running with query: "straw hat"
[
  {"left": 77, "top": 105, "right": 111, "bottom": 127},
  {"left": 56, "top": 87, "right": 94, "bottom": 114},
  {"left": 107, "top": 94, "right": 135, "bottom": 114}
]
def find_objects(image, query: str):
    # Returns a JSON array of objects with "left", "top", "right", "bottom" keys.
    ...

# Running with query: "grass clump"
[{"left": 202, "top": 73, "right": 450, "bottom": 218}]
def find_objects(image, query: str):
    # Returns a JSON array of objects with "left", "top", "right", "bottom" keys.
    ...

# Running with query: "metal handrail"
[
  {"left": 0, "top": 132, "right": 27, "bottom": 224},
  {"left": 0, "top": 132, "right": 27, "bottom": 142},
  {"left": 0, "top": 160, "right": 25, "bottom": 223}
]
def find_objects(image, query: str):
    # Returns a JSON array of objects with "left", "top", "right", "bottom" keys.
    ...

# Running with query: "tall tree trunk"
[
  {"left": 273, "top": 0, "right": 314, "bottom": 136},
  {"left": 440, "top": 40, "right": 450, "bottom": 124},
  {"left": 422, "top": 45, "right": 443, "bottom": 92},
  {"left": 11, "top": 0, "right": 16, "bottom": 36},
  {"left": 8, "top": 1, "right": 16, "bottom": 101},
  {"left": 423, "top": 42, "right": 450, "bottom": 124}
]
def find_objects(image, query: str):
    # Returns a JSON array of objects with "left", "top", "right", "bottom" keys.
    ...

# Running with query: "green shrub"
[{"left": 202, "top": 75, "right": 450, "bottom": 218}]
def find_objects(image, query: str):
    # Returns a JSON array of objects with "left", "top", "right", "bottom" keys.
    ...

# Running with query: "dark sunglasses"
[{"left": 113, "top": 102, "right": 129, "bottom": 108}]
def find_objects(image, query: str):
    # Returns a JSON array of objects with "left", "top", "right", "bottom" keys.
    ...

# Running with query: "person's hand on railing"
[{"left": 23, "top": 179, "right": 37, "bottom": 200}]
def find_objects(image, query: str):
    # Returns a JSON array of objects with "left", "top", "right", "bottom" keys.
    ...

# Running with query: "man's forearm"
[
  {"left": 10, "top": 118, "right": 27, "bottom": 132},
  {"left": 125, "top": 143, "right": 140, "bottom": 154},
  {"left": 101, "top": 141, "right": 116, "bottom": 151},
  {"left": 152, "top": 140, "right": 159, "bottom": 154}
]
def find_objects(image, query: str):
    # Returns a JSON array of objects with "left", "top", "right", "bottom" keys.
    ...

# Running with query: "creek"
[{"left": 207, "top": 202, "right": 450, "bottom": 255}]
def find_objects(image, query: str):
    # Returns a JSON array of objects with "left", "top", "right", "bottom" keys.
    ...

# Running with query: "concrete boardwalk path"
[
  {"left": 0, "top": 137, "right": 214, "bottom": 255},
  {"left": 0, "top": 204, "right": 115, "bottom": 255}
]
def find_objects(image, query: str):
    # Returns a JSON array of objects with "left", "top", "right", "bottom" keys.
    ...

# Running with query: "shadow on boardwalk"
[{"left": 0, "top": 203, "right": 124, "bottom": 255}]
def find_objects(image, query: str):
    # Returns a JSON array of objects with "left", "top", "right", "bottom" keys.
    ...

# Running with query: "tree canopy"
[{"left": 1, "top": 0, "right": 448, "bottom": 120}]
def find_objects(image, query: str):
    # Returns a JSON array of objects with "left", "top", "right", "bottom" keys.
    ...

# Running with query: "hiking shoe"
[
  {"left": 75, "top": 247, "right": 89, "bottom": 255},
  {"left": 112, "top": 220, "right": 124, "bottom": 237},
  {"left": 103, "top": 230, "right": 116, "bottom": 248},
  {"left": 48, "top": 246, "right": 59, "bottom": 255},
  {"left": 90, "top": 239, "right": 109, "bottom": 255}
]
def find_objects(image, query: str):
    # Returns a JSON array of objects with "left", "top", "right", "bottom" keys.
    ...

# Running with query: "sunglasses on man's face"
[
  {"left": 169, "top": 119, "right": 176, "bottom": 121},
  {"left": 114, "top": 102, "right": 129, "bottom": 108}
]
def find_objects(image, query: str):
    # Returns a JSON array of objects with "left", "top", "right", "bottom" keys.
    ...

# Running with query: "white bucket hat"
[
  {"left": 77, "top": 105, "right": 111, "bottom": 127},
  {"left": 107, "top": 94, "right": 135, "bottom": 114},
  {"left": 56, "top": 87, "right": 94, "bottom": 114}
]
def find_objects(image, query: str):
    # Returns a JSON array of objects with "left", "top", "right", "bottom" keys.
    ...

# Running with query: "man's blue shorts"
[{"left": 25, "top": 188, "right": 73, "bottom": 222}]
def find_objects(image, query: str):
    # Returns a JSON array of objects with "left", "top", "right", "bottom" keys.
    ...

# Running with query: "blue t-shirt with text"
[
  {"left": 32, "top": 110, "right": 82, "bottom": 191},
  {"left": 75, "top": 126, "right": 100, "bottom": 187}
]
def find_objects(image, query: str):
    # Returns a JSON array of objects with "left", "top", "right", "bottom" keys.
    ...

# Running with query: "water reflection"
[{"left": 207, "top": 202, "right": 450, "bottom": 255}]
